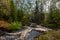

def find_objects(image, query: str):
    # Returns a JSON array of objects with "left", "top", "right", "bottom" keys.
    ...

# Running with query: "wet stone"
[{"left": 0, "top": 36, "right": 6, "bottom": 40}]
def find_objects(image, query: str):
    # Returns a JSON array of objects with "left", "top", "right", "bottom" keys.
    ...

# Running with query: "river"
[{"left": 0, "top": 26, "right": 51, "bottom": 40}]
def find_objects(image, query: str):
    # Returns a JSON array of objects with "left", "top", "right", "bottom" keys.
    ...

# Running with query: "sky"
[
  {"left": 13, "top": 0, "right": 60, "bottom": 13},
  {"left": 56, "top": 1, "right": 60, "bottom": 9}
]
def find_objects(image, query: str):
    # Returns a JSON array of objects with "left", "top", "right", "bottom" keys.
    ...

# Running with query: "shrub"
[
  {"left": 21, "top": 16, "right": 31, "bottom": 26},
  {"left": 8, "top": 22, "right": 22, "bottom": 30},
  {"left": 42, "top": 10, "right": 60, "bottom": 29}
]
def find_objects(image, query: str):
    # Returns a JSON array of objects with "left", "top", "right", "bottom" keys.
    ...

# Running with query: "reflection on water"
[{"left": 25, "top": 30, "right": 42, "bottom": 40}]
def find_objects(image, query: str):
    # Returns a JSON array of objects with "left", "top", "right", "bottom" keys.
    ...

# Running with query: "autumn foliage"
[{"left": 0, "top": 20, "right": 10, "bottom": 29}]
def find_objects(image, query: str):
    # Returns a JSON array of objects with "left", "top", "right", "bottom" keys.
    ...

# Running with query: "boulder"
[{"left": 30, "top": 23, "right": 37, "bottom": 28}]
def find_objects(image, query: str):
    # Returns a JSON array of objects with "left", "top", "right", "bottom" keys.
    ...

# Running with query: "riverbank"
[{"left": 0, "top": 25, "right": 52, "bottom": 40}]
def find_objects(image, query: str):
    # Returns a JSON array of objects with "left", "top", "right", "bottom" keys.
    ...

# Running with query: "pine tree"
[{"left": 9, "top": 0, "right": 17, "bottom": 22}]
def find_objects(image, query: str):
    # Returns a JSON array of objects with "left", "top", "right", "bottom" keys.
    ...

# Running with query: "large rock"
[{"left": 30, "top": 23, "right": 37, "bottom": 28}]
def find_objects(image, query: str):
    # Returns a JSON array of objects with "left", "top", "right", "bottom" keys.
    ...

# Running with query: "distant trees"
[
  {"left": 9, "top": 0, "right": 17, "bottom": 22},
  {"left": 0, "top": 0, "right": 10, "bottom": 20},
  {"left": 9, "top": 0, "right": 27, "bottom": 23},
  {"left": 0, "top": 0, "right": 25, "bottom": 30},
  {"left": 0, "top": 0, "right": 25, "bottom": 22},
  {"left": 43, "top": 0, "right": 60, "bottom": 29},
  {"left": 31, "top": 0, "right": 44, "bottom": 24},
  {"left": 0, "top": 0, "right": 60, "bottom": 30}
]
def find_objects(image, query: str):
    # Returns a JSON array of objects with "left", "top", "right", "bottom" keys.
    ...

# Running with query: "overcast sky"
[{"left": 13, "top": 0, "right": 60, "bottom": 13}]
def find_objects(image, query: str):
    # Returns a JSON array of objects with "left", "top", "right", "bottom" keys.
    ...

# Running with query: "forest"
[{"left": 0, "top": 0, "right": 60, "bottom": 40}]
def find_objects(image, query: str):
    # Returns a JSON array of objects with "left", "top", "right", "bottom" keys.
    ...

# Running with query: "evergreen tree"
[
  {"left": 32, "top": 0, "right": 44, "bottom": 24},
  {"left": 0, "top": 0, "right": 10, "bottom": 21},
  {"left": 9, "top": 0, "right": 17, "bottom": 22}
]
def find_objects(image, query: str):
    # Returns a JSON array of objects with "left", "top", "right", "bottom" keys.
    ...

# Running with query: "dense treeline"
[
  {"left": 0, "top": 0, "right": 22, "bottom": 30},
  {"left": 0, "top": 0, "right": 60, "bottom": 30}
]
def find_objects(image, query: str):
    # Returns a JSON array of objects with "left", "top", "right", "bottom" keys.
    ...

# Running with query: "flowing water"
[
  {"left": 0, "top": 26, "right": 51, "bottom": 40},
  {"left": 25, "top": 30, "right": 42, "bottom": 40}
]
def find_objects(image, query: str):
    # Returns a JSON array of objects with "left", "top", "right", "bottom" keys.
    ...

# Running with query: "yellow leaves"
[
  {"left": 0, "top": 20, "right": 10, "bottom": 29},
  {"left": 0, "top": 0, "right": 11, "bottom": 16}
]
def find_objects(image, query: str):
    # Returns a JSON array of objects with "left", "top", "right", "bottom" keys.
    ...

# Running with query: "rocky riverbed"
[{"left": 0, "top": 25, "right": 52, "bottom": 40}]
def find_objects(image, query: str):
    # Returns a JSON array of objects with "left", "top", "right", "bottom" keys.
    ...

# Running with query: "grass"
[
  {"left": 8, "top": 22, "right": 22, "bottom": 30},
  {"left": 34, "top": 30, "right": 60, "bottom": 40}
]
